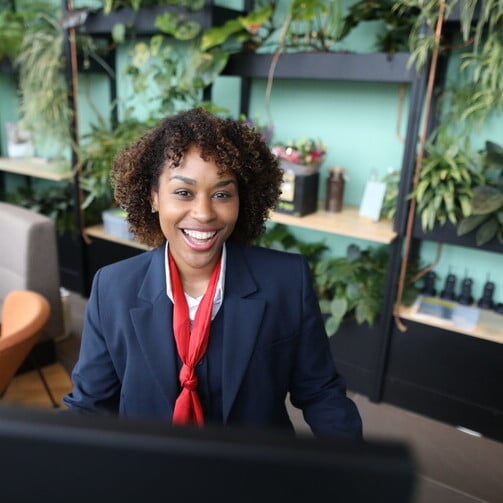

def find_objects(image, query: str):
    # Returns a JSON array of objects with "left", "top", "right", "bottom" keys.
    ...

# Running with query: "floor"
[{"left": 7, "top": 291, "right": 503, "bottom": 503}]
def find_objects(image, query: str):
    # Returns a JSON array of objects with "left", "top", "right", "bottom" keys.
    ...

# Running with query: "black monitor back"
[{"left": 0, "top": 404, "right": 416, "bottom": 502}]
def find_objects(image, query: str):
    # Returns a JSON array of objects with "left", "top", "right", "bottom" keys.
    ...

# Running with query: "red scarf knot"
[{"left": 179, "top": 363, "right": 198, "bottom": 391}]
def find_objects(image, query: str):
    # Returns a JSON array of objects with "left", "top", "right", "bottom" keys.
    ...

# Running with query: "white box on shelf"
[{"left": 102, "top": 208, "right": 133, "bottom": 241}]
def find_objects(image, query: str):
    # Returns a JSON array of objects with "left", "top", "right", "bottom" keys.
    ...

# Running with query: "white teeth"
[{"left": 183, "top": 230, "right": 216, "bottom": 240}]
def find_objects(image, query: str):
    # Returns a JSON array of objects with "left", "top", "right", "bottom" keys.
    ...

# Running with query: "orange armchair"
[{"left": 0, "top": 290, "right": 58, "bottom": 407}]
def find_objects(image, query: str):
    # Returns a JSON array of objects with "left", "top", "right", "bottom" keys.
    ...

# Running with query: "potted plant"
[
  {"left": 271, "top": 137, "right": 326, "bottom": 176},
  {"left": 270, "top": 137, "right": 326, "bottom": 217},
  {"left": 409, "top": 130, "right": 484, "bottom": 232},
  {"left": 254, "top": 223, "right": 328, "bottom": 272},
  {"left": 457, "top": 140, "right": 503, "bottom": 247},
  {"left": 77, "top": 116, "right": 156, "bottom": 225},
  {"left": 314, "top": 243, "right": 419, "bottom": 336}
]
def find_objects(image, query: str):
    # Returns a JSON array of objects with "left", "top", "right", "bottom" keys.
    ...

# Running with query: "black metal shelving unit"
[{"left": 378, "top": 15, "right": 503, "bottom": 442}]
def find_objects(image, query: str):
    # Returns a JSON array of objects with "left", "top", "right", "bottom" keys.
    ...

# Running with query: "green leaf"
[
  {"left": 325, "top": 316, "right": 341, "bottom": 337},
  {"left": 201, "top": 18, "right": 243, "bottom": 51},
  {"left": 239, "top": 6, "right": 273, "bottom": 31},
  {"left": 154, "top": 13, "right": 180, "bottom": 36},
  {"left": 329, "top": 297, "right": 348, "bottom": 320},
  {"left": 111, "top": 23, "right": 126, "bottom": 44},
  {"left": 457, "top": 214, "right": 489, "bottom": 236},
  {"left": 471, "top": 186, "right": 503, "bottom": 214},
  {"left": 485, "top": 141, "right": 503, "bottom": 166},
  {"left": 174, "top": 21, "right": 201, "bottom": 41},
  {"left": 476, "top": 218, "right": 498, "bottom": 245}
]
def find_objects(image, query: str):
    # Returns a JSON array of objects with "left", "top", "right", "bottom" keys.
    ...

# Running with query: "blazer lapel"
[
  {"left": 221, "top": 243, "right": 265, "bottom": 422},
  {"left": 130, "top": 247, "right": 179, "bottom": 414}
]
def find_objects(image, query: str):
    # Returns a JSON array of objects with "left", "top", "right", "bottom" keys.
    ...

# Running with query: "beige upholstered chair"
[
  {"left": 0, "top": 289, "right": 58, "bottom": 406},
  {"left": 0, "top": 202, "right": 64, "bottom": 342}
]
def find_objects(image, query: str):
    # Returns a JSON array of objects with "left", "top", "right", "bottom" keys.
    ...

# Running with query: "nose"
[{"left": 191, "top": 195, "right": 216, "bottom": 222}]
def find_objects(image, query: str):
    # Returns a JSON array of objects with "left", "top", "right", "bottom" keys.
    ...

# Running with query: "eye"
[
  {"left": 213, "top": 191, "right": 232, "bottom": 199},
  {"left": 174, "top": 189, "right": 193, "bottom": 198}
]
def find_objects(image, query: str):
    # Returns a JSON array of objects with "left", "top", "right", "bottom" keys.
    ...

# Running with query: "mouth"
[{"left": 182, "top": 229, "right": 218, "bottom": 249}]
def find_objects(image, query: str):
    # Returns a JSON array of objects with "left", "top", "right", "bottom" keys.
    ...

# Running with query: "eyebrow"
[{"left": 169, "top": 175, "right": 237, "bottom": 188}]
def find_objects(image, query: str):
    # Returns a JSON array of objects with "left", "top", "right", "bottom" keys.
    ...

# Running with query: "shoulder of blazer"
[
  {"left": 227, "top": 240, "right": 307, "bottom": 268},
  {"left": 93, "top": 246, "right": 165, "bottom": 293},
  {"left": 226, "top": 241, "right": 309, "bottom": 287}
]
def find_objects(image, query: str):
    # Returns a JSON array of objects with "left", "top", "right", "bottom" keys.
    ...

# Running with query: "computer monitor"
[{"left": 0, "top": 404, "right": 416, "bottom": 502}]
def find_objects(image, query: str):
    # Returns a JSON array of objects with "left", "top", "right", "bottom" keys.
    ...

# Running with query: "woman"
[{"left": 63, "top": 108, "right": 362, "bottom": 439}]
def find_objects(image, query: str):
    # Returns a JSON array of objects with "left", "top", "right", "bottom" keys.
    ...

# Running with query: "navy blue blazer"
[{"left": 63, "top": 241, "right": 362, "bottom": 439}]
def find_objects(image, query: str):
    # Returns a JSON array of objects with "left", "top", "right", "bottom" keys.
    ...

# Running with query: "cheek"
[{"left": 225, "top": 201, "right": 240, "bottom": 224}]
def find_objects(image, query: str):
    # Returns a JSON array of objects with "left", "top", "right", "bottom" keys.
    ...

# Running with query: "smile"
[{"left": 183, "top": 229, "right": 217, "bottom": 241}]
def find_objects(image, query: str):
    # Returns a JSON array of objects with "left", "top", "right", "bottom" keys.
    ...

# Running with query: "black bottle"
[{"left": 325, "top": 167, "right": 345, "bottom": 213}]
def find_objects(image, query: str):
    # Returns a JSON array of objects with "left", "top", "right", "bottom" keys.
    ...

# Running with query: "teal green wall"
[
  {"left": 0, "top": 73, "right": 20, "bottom": 155},
  {"left": 0, "top": 0, "right": 501, "bottom": 303}
]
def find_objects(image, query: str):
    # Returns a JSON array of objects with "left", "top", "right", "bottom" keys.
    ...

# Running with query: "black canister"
[{"left": 325, "top": 167, "right": 345, "bottom": 212}]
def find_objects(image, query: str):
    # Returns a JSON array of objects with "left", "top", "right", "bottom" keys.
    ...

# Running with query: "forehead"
[{"left": 164, "top": 147, "right": 235, "bottom": 180}]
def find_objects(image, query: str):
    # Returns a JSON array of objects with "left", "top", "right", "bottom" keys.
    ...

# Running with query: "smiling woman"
[{"left": 63, "top": 107, "right": 362, "bottom": 440}]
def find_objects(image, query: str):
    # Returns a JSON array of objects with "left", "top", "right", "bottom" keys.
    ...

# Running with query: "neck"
[{"left": 172, "top": 254, "right": 222, "bottom": 298}]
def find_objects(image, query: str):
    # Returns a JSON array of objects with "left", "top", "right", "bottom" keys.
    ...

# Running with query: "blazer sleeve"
[
  {"left": 62, "top": 268, "right": 121, "bottom": 414},
  {"left": 288, "top": 256, "right": 363, "bottom": 439}
]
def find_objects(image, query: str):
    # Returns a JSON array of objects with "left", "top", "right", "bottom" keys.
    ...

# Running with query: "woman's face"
[{"left": 151, "top": 146, "right": 239, "bottom": 277}]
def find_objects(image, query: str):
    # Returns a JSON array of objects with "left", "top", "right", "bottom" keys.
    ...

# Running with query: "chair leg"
[{"left": 29, "top": 355, "right": 60, "bottom": 408}]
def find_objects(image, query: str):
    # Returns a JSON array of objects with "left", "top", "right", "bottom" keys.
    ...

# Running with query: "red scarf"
[{"left": 168, "top": 250, "right": 222, "bottom": 426}]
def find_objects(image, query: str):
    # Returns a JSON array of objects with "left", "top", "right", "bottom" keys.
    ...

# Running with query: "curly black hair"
[{"left": 110, "top": 107, "right": 283, "bottom": 248}]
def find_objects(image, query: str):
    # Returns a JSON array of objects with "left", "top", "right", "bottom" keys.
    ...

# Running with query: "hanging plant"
[
  {"left": 15, "top": 3, "right": 71, "bottom": 152},
  {"left": 399, "top": 0, "right": 503, "bottom": 128}
]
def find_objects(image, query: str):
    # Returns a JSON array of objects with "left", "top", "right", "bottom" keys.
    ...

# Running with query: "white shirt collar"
[{"left": 164, "top": 241, "right": 226, "bottom": 321}]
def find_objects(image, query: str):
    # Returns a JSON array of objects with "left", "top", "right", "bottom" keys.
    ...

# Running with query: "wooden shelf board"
[
  {"left": 0, "top": 157, "right": 72, "bottom": 182},
  {"left": 85, "top": 205, "right": 394, "bottom": 252},
  {"left": 269, "top": 205, "right": 396, "bottom": 244},
  {"left": 85, "top": 225, "right": 152, "bottom": 251},
  {"left": 397, "top": 304, "right": 503, "bottom": 344}
]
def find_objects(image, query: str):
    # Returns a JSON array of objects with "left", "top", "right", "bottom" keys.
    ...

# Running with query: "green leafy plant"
[
  {"left": 314, "top": 244, "right": 419, "bottom": 336},
  {"left": 255, "top": 223, "right": 328, "bottom": 272},
  {"left": 102, "top": 0, "right": 195, "bottom": 15},
  {"left": 380, "top": 169, "right": 400, "bottom": 221},
  {"left": 77, "top": 116, "right": 156, "bottom": 221},
  {"left": 399, "top": 0, "right": 503, "bottom": 127},
  {"left": 0, "top": 10, "right": 25, "bottom": 60},
  {"left": 256, "top": 226, "right": 420, "bottom": 336},
  {"left": 457, "top": 140, "right": 503, "bottom": 247},
  {"left": 341, "top": 0, "right": 419, "bottom": 53},
  {"left": 123, "top": 5, "right": 272, "bottom": 115},
  {"left": 409, "top": 133, "right": 484, "bottom": 232},
  {"left": 7, "top": 183, "right": 75, "bottom": 233},
  {"left": 14, "top": 2, "right": 71, "bottom": 152},
  {"left": 314, "top": 244, "right": 388, "bottom": 336}
]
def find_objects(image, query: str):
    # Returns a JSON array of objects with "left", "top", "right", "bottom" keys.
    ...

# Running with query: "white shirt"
[{"left": 164, "top": 241, "right": 226, "bottom": 321}]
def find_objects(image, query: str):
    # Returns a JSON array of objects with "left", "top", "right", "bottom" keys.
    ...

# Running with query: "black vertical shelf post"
[{"left": 60, "top": 0, "right": 89, "bottom": 295}]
